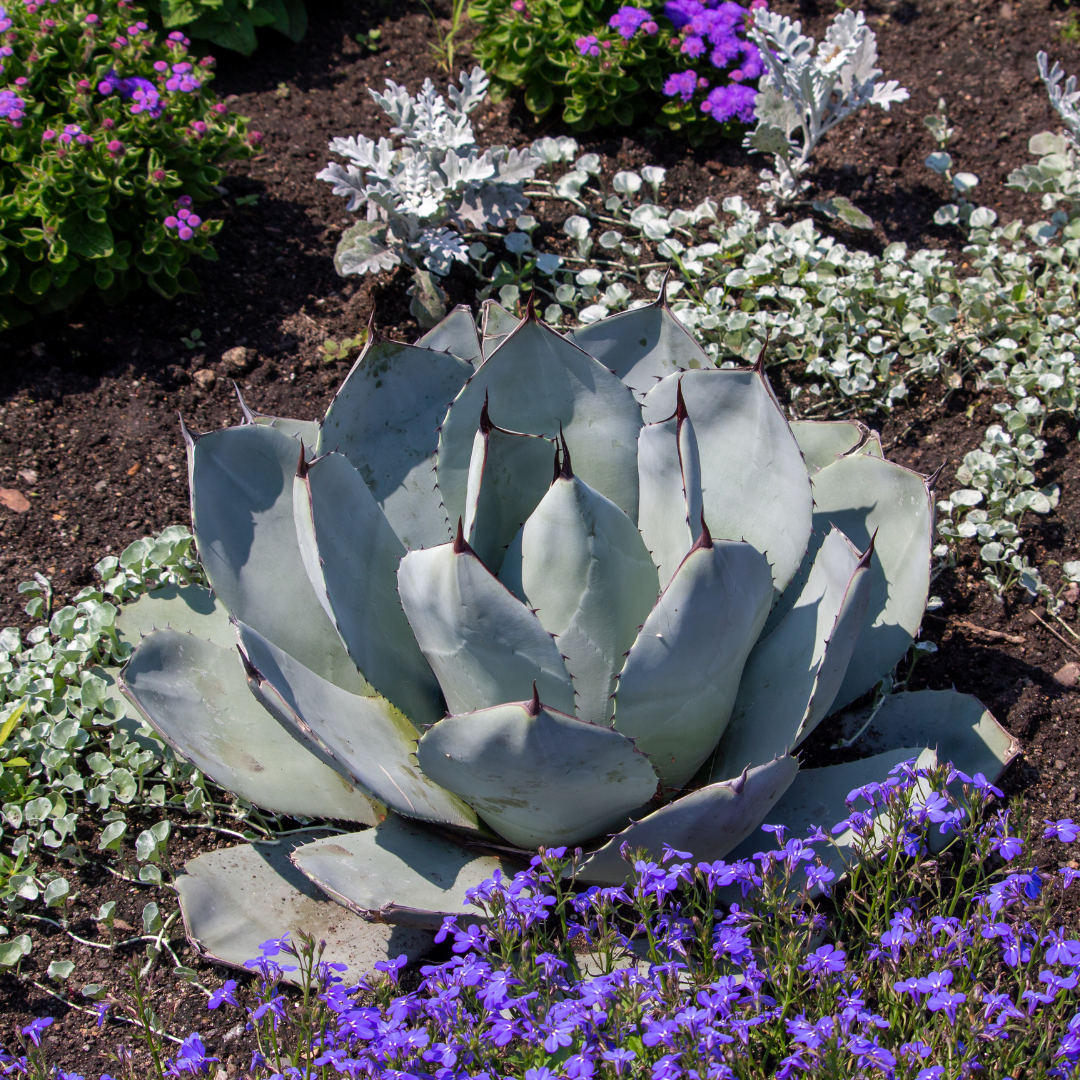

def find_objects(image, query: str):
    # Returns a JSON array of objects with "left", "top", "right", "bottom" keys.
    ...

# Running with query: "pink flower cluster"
[{"left": 164, "top": 196, "right": 202, "bottom": 240}]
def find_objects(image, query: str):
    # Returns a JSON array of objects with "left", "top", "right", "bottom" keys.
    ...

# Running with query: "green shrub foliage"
[
  {"left": 143, "top": 0, "right": 307, "bottom": 56},
  {"left": 0, "top": 0, "right": 257, "bottom": 331},
  {"left": 468, "top": 0, "right": 762, "bottom": 139}
]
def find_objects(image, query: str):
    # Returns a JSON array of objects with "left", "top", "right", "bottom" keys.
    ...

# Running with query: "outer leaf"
[
  {"left": 835, "top": 689, "right": 1019, "bottom": 780},
  {"left": 578, "top": 755, "right": 800, "bottom": 885},
  {"left": 176, "top": 834, "right": 433, "bottom": 985},
  {"left": 521, "top": 471, "right": 658, "bottom": 724},
  {"left": 236, "top": 621, "right": 477, "bottom": 830},
  {"left": 294, "top": 452, "right": 442, "bottom": 726},
  {"left": 409, "top": 267, "right": 449, "bottom": 329},
  {"left": 416, "top": 696, "right": 658, "bottom": 848},
  {"left": 317, "top": 338, "right": 473, "bottom": 550},
  {"left": 479, "top": 299, "right": 519, "bottom": 358},
  {"left": 720, "top": 750, "right": 935, "bottom": 887},
  {"left": 636, "top": 383, "right": 706, "bottom": 589},
  {"left": 613, "top": 535, "right": 773, "bottom": 788},
  {"left": 790, "top": 419, "right": 874, "bottom": 473},
  {"left": 707, "top": 529, "right": 872, "bottom": 780},
  {"left": 114, "top": 585, "right": 233, "bottom": 650},
  {"left": 334, "top": 221, "right": 400, "bottom": 277},
  {"left": 416, "top": 304, "right": 482, "bottom": 366},
  {"left": 120, "top": 630, "right": 380, "bottom": 823},
  {"left": 464, "top": 407, "right": 555, "bottom": 574},
  {"left": 808, "top": 455, "right": 933, "bottom": 711},
  {"left": 567, "top": 294, "right": 709, "bottom": 400},
  {"left": 640, "top": 369, "right": 812, "bottom": 596},
  {"left": 292, "top": 817, "right": 510, "bottom": 928},
  {"left": 189, "top": 424, "right": 371, "bottom": 695},
  {"left": 438, "top": 318, "right": 644, "bottom": 529},
  {"left": 398, "top": 536, "right": 575, "bottom": 715},
  {"left": 234, "top": 385, "right": 319, "bottom": 445}
]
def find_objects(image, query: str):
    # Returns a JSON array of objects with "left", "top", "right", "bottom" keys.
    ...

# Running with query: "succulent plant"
[{"left": 117, "top": 295, "right": 1016, "bottom": 978}]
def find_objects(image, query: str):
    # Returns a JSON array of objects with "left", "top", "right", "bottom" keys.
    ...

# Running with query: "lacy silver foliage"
[{"left": 745, "top": 9, "right": 909, "bottom": 201}]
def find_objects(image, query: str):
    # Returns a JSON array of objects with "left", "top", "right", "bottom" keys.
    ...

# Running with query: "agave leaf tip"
[
  {"left": 178, "top": 412, "right": 197, "bottom": 449},
  {"left": 525, "top": 681, "right": 541, "bottom": 717},
  {"left": 859, "top": 528, "right": 878, "bottom": 569},
  {"left": 296, "top": 440, "right": 309, "bottom": 480},
  {"left": 234, "top": 383, "right": 255, "bottom": 424},
  {"left": 479, "top": 390, "right": 493, "bottom": 435}
]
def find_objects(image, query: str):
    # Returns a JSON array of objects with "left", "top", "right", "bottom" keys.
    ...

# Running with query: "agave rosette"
[{"left": 117, "top": 294, "right": 1016, "bottom": 977}]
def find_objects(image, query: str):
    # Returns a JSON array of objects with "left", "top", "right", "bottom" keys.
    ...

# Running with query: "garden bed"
[{"left": 3, "top": 0, "right": 1080, "bottom": 1069}]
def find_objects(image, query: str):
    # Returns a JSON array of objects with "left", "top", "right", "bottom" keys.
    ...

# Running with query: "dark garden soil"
[{"left": 3, "top": 0, "right": 1080, "bottom": 1068}]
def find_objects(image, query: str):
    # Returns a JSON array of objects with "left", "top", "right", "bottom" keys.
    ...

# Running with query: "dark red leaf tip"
[
  {"left": 675, "top": 377, "right": 689, "bottom": 424},
  {"left": 753, "top": 330, "right": 771, "bottom": 374},
  {"left": 453, "top": 517, "right": 468, "bottom": 554},
  {"left": 859, "top": 528, "right": 878, "bottom": 570},
  {"left": 525, "top": 289, "right": 538, "bottom": 321},
  {"left": 689, "top": 512, "right": 713, "bottom": 553},
  {"left": 479, "top": 390, "right": 493, "bottom": 436},
  {"left": 525, "top": 681, "right": 541, "bottom": 717},
  {"left": 296, "top": 440, "right": 309, "bottom": 480},
  {"left": 559, "top": 428, "right": 573, "bottom": 481}
]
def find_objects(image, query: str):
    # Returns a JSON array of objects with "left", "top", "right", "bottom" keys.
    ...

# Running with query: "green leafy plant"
[
  {"left": 421, "top": 0, "right": 469, "bottom": 72},
  {"left": 0, "top": 0, "right": 257, "bottom": 332},
  {"left": 143, "top": 0, "right": 307, "bottom": 56},
  {"left": 319, "top": 331, "right": 367, "bottom": 362},
  {"left": 118, "top": 299, "right": 1013, "bottom": 963},
  {"left": 468, "top": 0, "right": 761, "bottom": 140}
]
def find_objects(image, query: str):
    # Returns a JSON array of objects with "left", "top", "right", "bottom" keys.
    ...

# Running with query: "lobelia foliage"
[
  {"left": 9, "top": 763, "right": 1080, "bottom": 1077},
  {"left": 317, "top": 67, "right": 541, "bottom": 327},
  {"left": 118, "top": 295, "right": 1015, "bottom": 972},
  {"left": 0, "top": 0, "right": 258, "bottom": 331},
  {"left": 744, "top": 8, "right": 908, "bottom": 205},
  {"left": 468, "top": 0, "right": 765, "bottom": 141},
  {"left": 142, "top": 0, "right": 307, "bottom": 56}
]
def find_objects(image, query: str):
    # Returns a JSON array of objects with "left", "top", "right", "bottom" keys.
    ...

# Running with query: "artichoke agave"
[{"left": 118, "top": 295, "right": 1016, "bottom": 977}]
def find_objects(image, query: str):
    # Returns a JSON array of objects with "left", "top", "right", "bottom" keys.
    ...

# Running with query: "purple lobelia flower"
[{"left": 609, "top": 6, "right": 658, "bottom": 38}]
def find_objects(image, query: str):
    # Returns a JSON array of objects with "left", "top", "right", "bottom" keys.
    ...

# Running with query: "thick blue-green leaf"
[
  {"left": 567, "top": 297, "right": 709, "bottom": 400},
  {"left": 809, "top": 455, "right": 933, "bottom": 712},
  {"left": 176, "top": 835, "right": 434, "bottom": 985},
  {"left": 236, "top": 621, "right": 477, "bottom": 830},
  {"left": 707, "top": 529, "right": 872, "bottom": 781},
  {"left": 398, "top": 539, "right": 575, "bottom": 715},
  {"left": 835, "top": 689, "right": 1019, "bottom": 781},
  {"left": 613, "top": 536, "right": 773, "bottom": 788},
  {"left": 790, "top": 419, "right": 873, "bottom": 473},
  {"left": 578, "top": 754, "right": 800, "bottom": 885},
  {"left": 521, "top": 473, "right": 658, "bottom": 723},
  {"left": 640, "top": 370, "right": 812, "bottom": 596},
  {"left": 480, "top": 299, "right": 519, "bottom": 358},
  {"left": 115, "top": 585, "right": 234, "bottom": 650},
  {"left": 120, "top": 629, "right": 380, "bottom": 822},
  {"left": 188, "top": 424, "right": 371, "bottom": 696},
  {"left": 292, "top": 818, "right": 511, "bottom": 928},
  {"left": 438, "top": 318, "right": 644, "bottom": 530},
  {"left": 464, "top": 413, "right": 555, "bottom": 575},
  {"left": 416, "top": 304, "right": 482, "bottom": 366},
  {"left": 294, "top": 452, "right": 442, "bottom": 726},
  {"left": 416, "top": 698, "right": 658, "bottom": 848},
  {"left": 317, "top": 339, "right": 472, "bottom": 550}
]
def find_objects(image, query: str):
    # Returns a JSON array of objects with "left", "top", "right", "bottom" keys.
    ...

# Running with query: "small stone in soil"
[
  {"left": 219, "top": 346, "right": 255, "bottom": 377},
  {"left": 193, "top": 368, "right": 218, "bottom": 390},
  {"left": 1054, "top": 662, "right": 1080, "bottom": 688},
  {"left": 0, "top": 489, "right": 30, "bottom": 512}
]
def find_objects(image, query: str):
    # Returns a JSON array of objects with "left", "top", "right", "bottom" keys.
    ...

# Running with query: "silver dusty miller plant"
[
  {"left": 317, "top": 66, "right": 541, "bottom": 326},
  {"left": 745, "top": 9, "right": 908, "bottom": 204}
]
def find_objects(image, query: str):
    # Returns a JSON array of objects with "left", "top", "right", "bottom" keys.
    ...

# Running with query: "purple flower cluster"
[
  {"left": 0, "top": 85, "right": 24, "bottom": 125},
  {"left": 608, "top": 6, "right": 658, "bottom": 38},
  {"left": 165, "top": 195, "right": 202, "bottom": 240},
  {"left": 574, "top": 34, "right": 604, "bottom": 57},
  {"left": 658, "top": 0, "right": 765, "bottom": 122}
]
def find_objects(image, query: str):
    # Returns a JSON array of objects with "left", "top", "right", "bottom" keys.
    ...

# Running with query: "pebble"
[
  {"left": 1054, "top": 662, "right": 1080, "bottom": 687},
  {"left": 1057, "top": 759, "right": 1068, "bottom": 770},
  {"left": 193, "top": 368, "right": 218, "bottom": 390},
  {"left": 219, "top": 346, "right": 255, "bottom": 377},
  {"left": 0, "top": 489, "right": 29, "bottom": 512}
]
